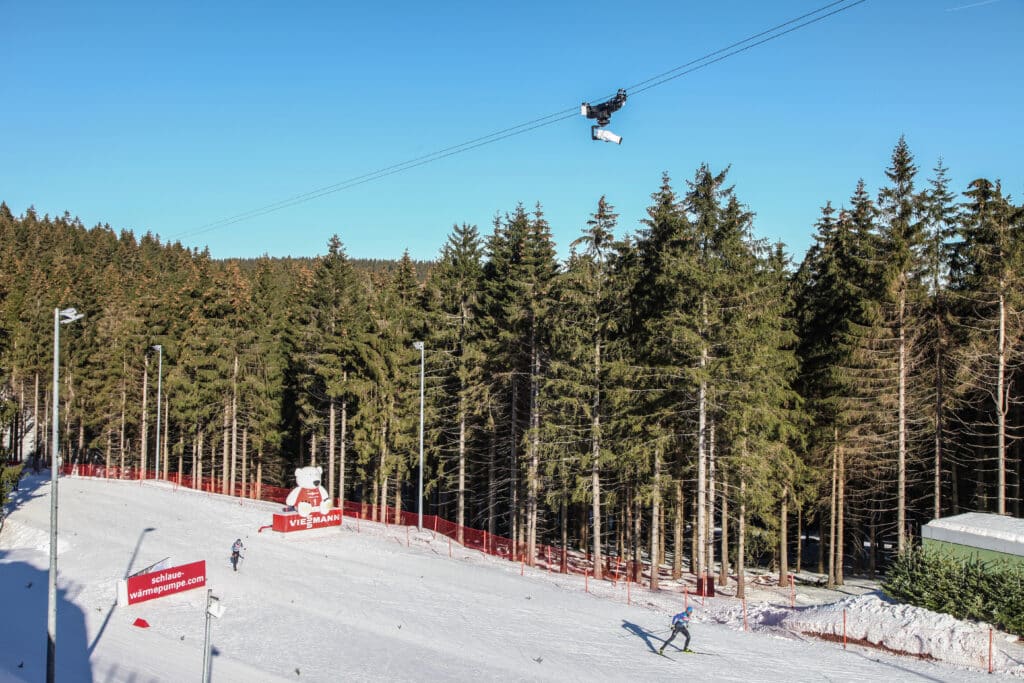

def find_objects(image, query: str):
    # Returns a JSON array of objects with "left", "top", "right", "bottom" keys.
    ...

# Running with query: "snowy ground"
[{"left": 2, "top": 472, "right": 1023, "bottom": 682}]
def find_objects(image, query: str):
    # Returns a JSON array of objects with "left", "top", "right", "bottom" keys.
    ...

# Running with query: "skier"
[
  {"left": 231, "top": 539, "right": 245, "bottom": 572},
  {"left": 659, "top": 606, "right": 693, "bottom": 655}
]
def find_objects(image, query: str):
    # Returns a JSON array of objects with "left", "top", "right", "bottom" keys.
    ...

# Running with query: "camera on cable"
[{"left": 580, "top": 88, "right": 627, "bottom": 144}]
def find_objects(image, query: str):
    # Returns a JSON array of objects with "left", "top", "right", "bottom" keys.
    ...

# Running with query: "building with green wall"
[{"left": 921, "top": 512, "right": 1024, "bottom": 567}]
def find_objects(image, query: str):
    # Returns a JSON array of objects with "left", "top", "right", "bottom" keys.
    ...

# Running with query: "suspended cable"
[{"left": 180, "top": 0, "right": 868, "bottom": 240}]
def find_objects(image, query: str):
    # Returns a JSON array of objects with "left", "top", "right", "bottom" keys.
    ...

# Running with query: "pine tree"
[
  {"left": 423, "top": 224, "right": 484, "bottom": 540},
  {"left": 950, "top": 179, "right": 1024, "bottom": 514},
  {"left": 917, "top": 160, "right": 959, "bottom": 518}
]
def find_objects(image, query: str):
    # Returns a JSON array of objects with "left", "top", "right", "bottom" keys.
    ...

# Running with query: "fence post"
[
  {"left": 520, "top": 560, "right": 524, "bottom": 576},
  {"left": 448, "top": 536, "right": 452, "bottom": 559},
  {"left": 742, "top": 596, "right": 747, "bottom": 631},
  {"left": 843, "top": 609, "right": 847, "bottom": 649},
  {"left": 406, "top": 526, "right": 410, "bottom": 547},
  {"left": 585, "top": 569, "right": 589, "bottom": 593},
  {"left": 789, "top": 574, "right": 795, "bottom": 609},
  {"left": 989, "top": 628, "right": 993, "bottom": 674},
  {"left": 627, "top": 575, "right": 631, "bottom": 606},
  {"left": 684, "top": 586, "right": 688, "bottom": 611}
]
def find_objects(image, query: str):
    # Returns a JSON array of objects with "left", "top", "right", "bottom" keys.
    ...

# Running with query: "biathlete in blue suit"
[{"left": 659, "top": 606, "right": 693, "bottom": 654}]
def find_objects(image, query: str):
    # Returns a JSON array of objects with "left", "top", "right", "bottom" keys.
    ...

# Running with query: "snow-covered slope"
[{"left": 1, "top": 472, "right": 1020, "bottom": 682}]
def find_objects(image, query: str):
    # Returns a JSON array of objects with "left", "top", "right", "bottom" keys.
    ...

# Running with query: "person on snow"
[
  {"left": 659, "top": 606, "right": 693, "bottom": 654},
  {"left": 231, "top": 539, "right": 245, "bottom": 571}
]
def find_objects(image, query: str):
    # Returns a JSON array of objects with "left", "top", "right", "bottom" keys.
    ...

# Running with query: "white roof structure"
[{"left": 922, "top": 512, "right": 1024, "bottom": 557}]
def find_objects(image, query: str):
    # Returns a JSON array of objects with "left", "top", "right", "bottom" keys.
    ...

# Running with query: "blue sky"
[{"left": 2, "top": 0, "right": 1021, "bottom": 263}]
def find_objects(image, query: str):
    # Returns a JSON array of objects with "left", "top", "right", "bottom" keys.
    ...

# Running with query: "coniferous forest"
[{"left": 1, "top": 138, "right": 1022, "bottom": 589}]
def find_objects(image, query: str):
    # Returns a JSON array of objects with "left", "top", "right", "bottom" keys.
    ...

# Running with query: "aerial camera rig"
[{"left": 581, "top": 88, "right": 627, "bottom": 144}]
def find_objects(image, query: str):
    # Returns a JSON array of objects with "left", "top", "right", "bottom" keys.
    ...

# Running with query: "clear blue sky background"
[{"left": 2, "top": 0, "right": 1021, "bottom": 263}]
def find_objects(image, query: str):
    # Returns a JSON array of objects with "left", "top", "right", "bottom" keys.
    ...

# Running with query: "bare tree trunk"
[
  {"left": 141, "top": 356, "right": 149, "bottom": 475},
  {"left": 624, "top": 485, "right": 633, "bottom": 577},
  {"left": 837, "top": 444, "right": 845, "bottom": 585},
  {"left": 650, "top": 445, "right": 661, "bottom": 591},
  {"left": 707, "top": 421, "right": 716, "bottom": 583},
  {"left": 673, "top": 479, "right": 684, "bottom": 579},
  {"left": 222, "top": 400, "right": 230, "bottom": 493},
  {"left": 328, "top": 399, "right": 336, "bottom": 503},
  {"left": 487, "top": 410, "right": 496, "bottom": 536},
  {"left": 458, "top": 394, "right": 466, "bottom": 544},
  {"left": 997, "top": 289, "right": 1007, "bottom": 514},
  {"left": 828, "top": 433, "right": 838, "bottom": 588},
  {"left": 196, "top": 428, "right": 204, "bottom": 489},
  {"left": 510, "top": 378, "right": 519, "bottom": 559},
  {"left": 42, "top": 389, "right": 50, "bottom": 469},
  {"left": 934, "top": 317, "right": 945, "bottom": 519},
  {"left": 33, "top": 373, "right": 40, "bottom": 465},
  {"left": 719, "top": 469, "right": 729, "bottom": 586},
  {"left": 737, "top": 479, "right": 747, "bottom": 600},
  {"left": 379, "top": 416, "right": 388, "bottom": 523},
  {"left": 241, "top": 428, "right": 248, "bottom": 498},
  {"left": 163, "top": 399, "right": 169, "bottom": 480},
  {"left": 230, "top": 355, "right": 238, "bottom": 496},
  {"left": 560, "top": 495, "right": 569, "bottom": 573},
  {"left": 632, "top": 486, "right": 642, "bottom": 582},
  {"left": 119, "top": 368, "right": 126, "bottom": 476},
  {"left": 526, "top": 339, "right": 540, "bottom": 565},
  {"left": 16, "top": 379, "right": 23, "bottom": 462},
  {"left": 778, "top": 486, "right": 788, "bottom": 587},
  {"left": 898, "top": 294, "right": 907, "bottom": 553},
  {"left": 340, "top": 396, "right": 347, "bottom": 508},
  {"left": 394, "top": 469, "right": 401, "bottom": 524},
  {"left": 257, "top": 459, "right": 263, "bottom": 500},
  {"left": 690, "top": 493, "right": 698, "bottom": 576},
  {"left": 696, "top": 350, "right": 708, "bottom": 579}
]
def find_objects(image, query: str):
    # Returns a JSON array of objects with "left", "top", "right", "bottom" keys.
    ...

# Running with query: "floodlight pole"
[
  {"left": 202, "top": 589, "right": 215, "bottom": 683},
  {"left": 152, "top": 345, "right": 162, "bottom": 479},
  {"left": 47, "top": 307, "right": 82, "bottom": 683},
  {"left": 414, "top": 341, "right": 424, "bottom": 531}
]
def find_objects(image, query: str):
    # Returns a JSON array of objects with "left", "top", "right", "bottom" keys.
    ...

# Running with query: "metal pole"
[
  {"left": 153, "top": 346, "right": 162, "bottom": 480},
  {"left": 202, "top": 589, "right": 212, "bottom": 683},
  {"left": 415, "top": 341, "right": 425, "bottom": 531},
  {"left": 46, "top": 308, "right": 81, "bottom": 682},
  {"left": 46, "top": 309, "right": 59, "bottom": 683}
]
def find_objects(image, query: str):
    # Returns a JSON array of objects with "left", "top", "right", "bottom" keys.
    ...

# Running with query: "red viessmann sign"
[
  {"left": 272, "top": 510, "right": 343, "bottom": 532},
  {"left": 118, "top": 560, "right": 207, "bottom": 606}
]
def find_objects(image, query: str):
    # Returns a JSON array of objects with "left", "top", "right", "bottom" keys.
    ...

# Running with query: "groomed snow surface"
[{"left": 2, "top": 472, "right": 1022, "bottom": 682}]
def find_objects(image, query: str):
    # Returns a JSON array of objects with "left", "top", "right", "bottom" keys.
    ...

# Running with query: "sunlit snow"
[{"left": 2, "top": 472, "right": 1022, "bottom": 682}]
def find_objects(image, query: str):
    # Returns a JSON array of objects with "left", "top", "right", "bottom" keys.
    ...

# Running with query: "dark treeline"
[{"left": 1, "top": 138, "right": 1021, "bottom": 589}]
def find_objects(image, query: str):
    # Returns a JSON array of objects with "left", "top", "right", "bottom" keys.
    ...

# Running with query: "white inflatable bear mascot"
[{"left": 285, "top": 466, "right": 331, "bottom": 518}]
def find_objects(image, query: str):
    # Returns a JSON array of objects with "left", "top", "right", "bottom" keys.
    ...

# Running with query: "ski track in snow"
[{"left": 1, "top": 472, "right": 1022, "bottom": 682}]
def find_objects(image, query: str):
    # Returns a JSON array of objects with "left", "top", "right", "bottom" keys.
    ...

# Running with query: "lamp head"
[
  {"left": 413, "top": 341, "right": 424, "bottom": 351},
  {"left": 58, "top": 307, "right": 84, "bottom": 324}
]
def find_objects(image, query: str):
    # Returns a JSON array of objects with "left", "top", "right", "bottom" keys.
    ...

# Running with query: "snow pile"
[{"left": 759, "top": 592, "right": 1024, "bottom": 675}]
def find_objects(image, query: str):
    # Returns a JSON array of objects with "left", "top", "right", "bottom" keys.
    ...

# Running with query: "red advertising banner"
[
  {"left": 119, "top": 560, "right": 207, "bottom": 606},
  {"left": 272, "top": 510, "right": 343, "bottom": 532}
]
